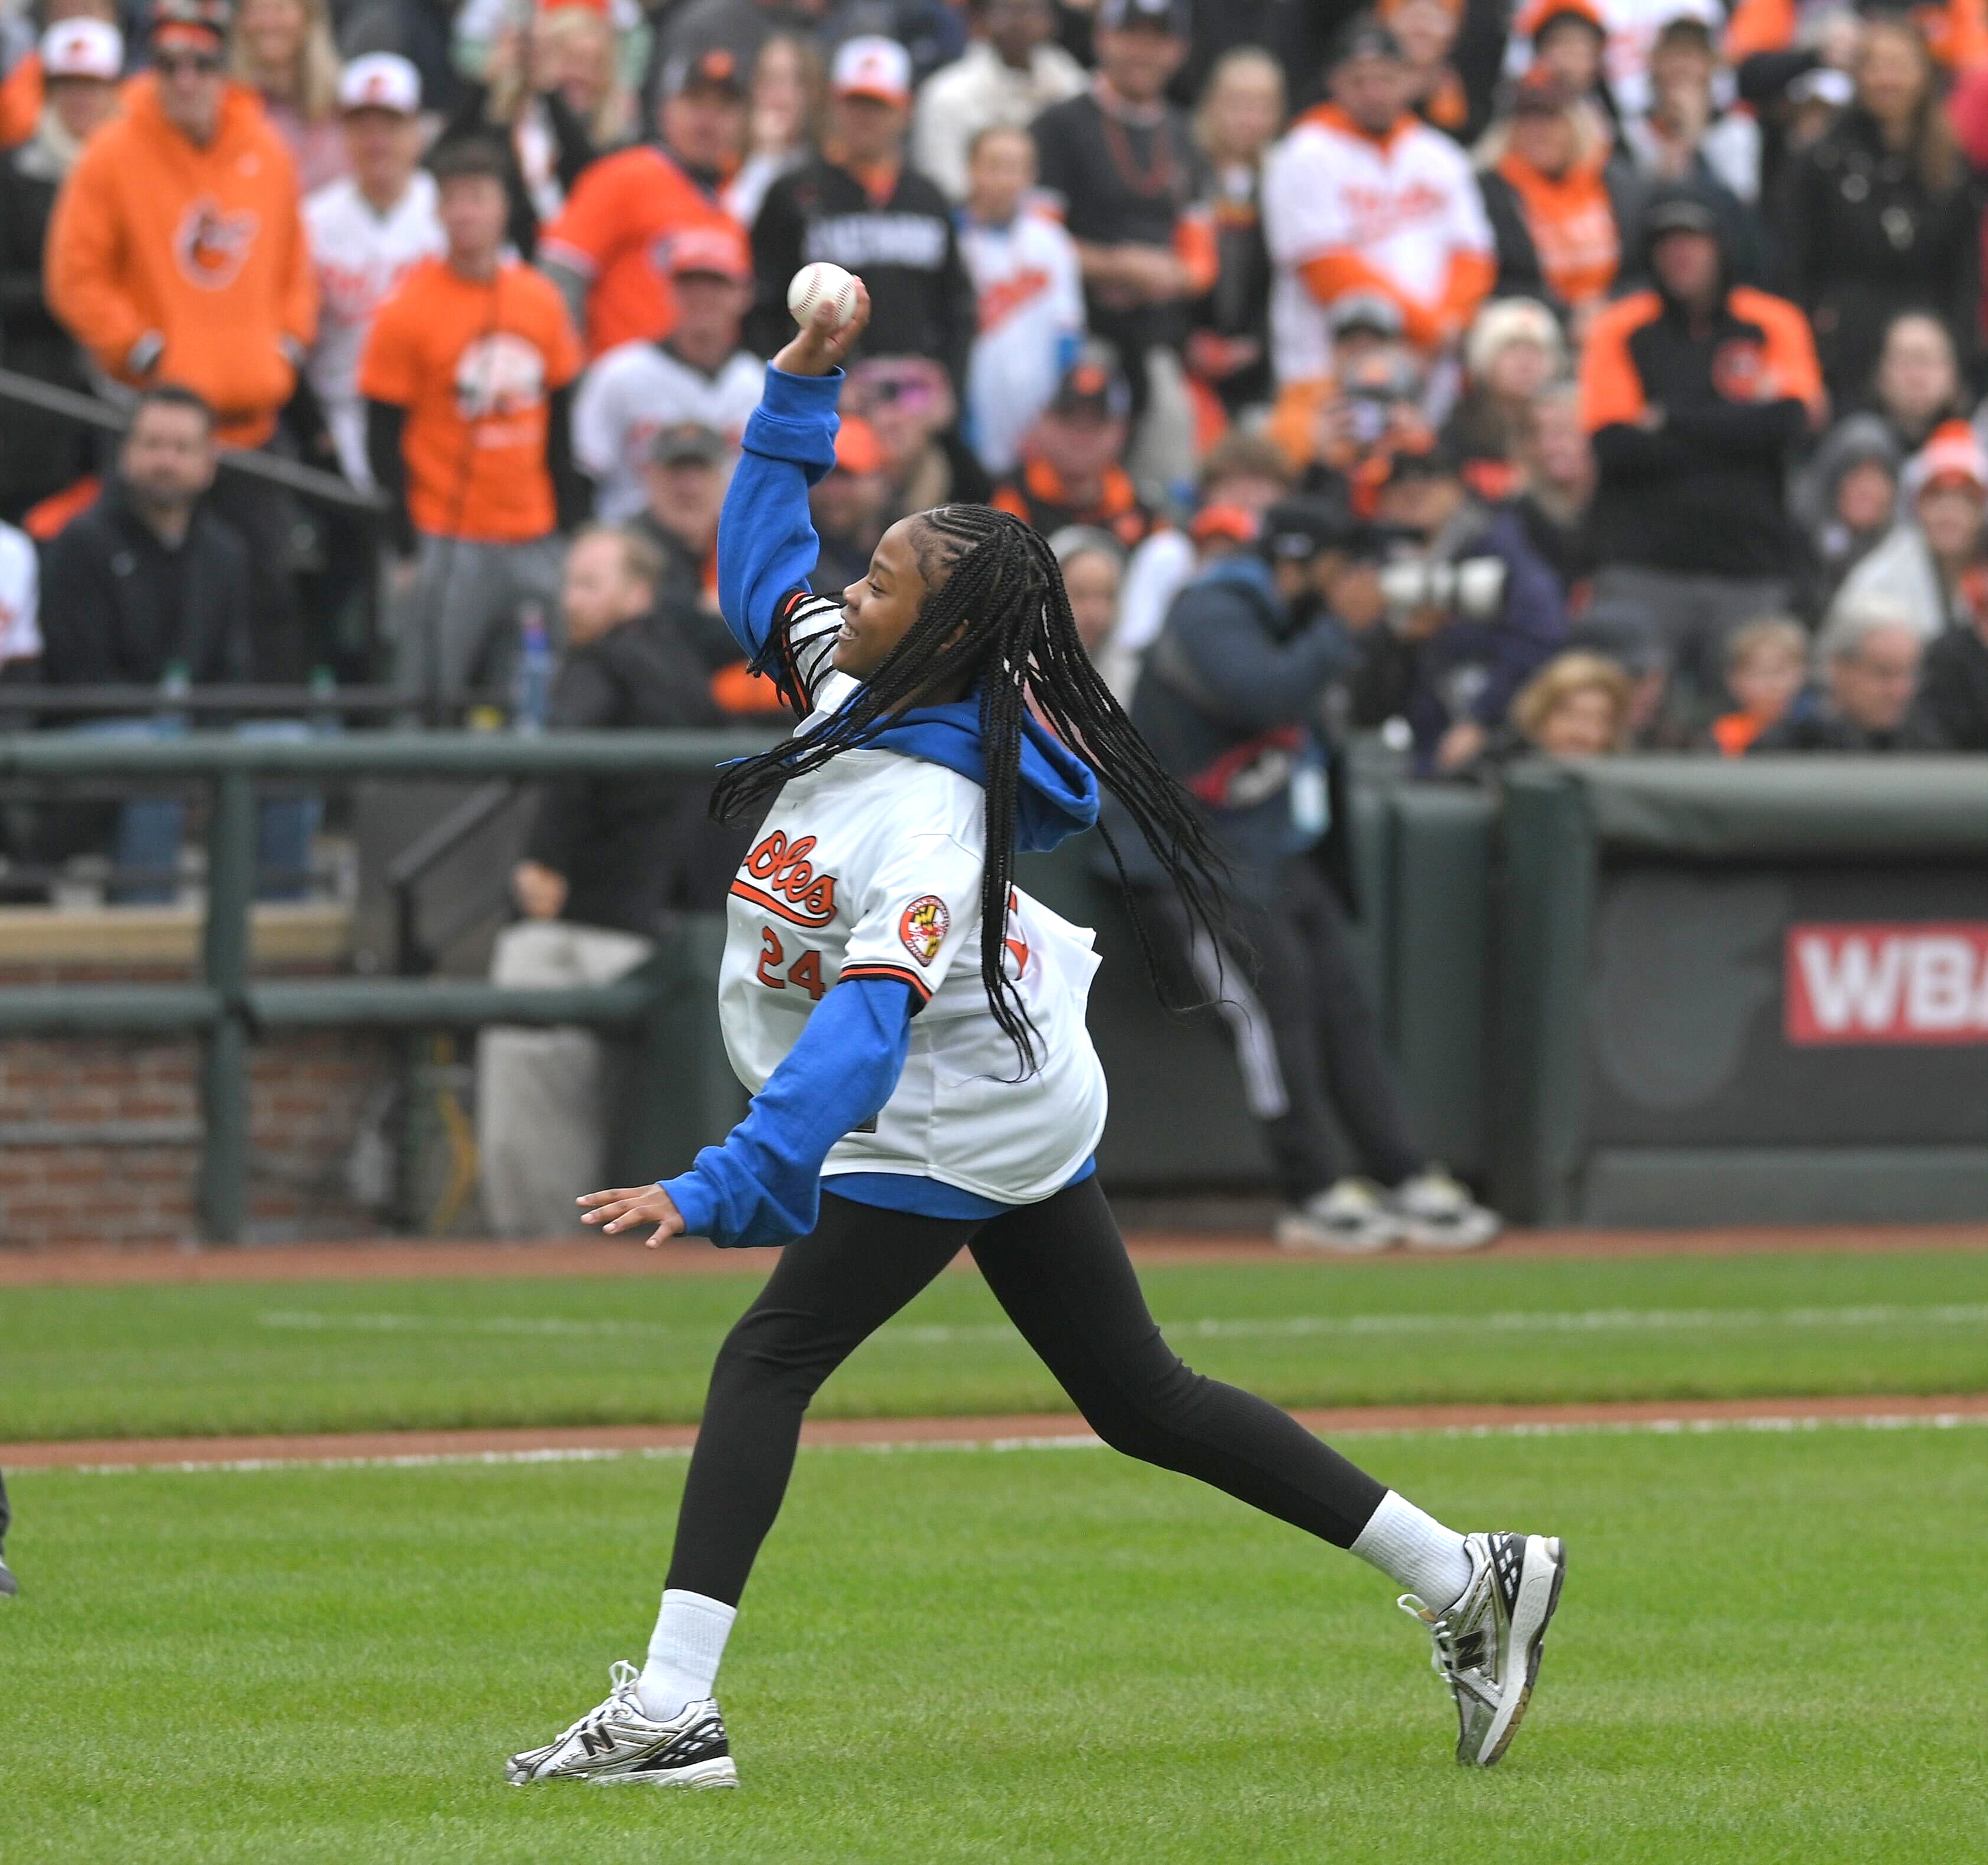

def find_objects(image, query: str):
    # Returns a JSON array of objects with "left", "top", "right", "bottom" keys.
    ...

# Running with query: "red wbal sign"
[{"left": 1785, "top": 923, "right": 1988, "bottom": 1045}]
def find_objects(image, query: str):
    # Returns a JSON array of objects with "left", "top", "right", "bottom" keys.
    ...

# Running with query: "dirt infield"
[
  {"left": 3, "top": 1223, "right": 1985, "bottom": 1286},
  {"left": 8, "top": 1392, "right": 1984, "bottom": 1471}
]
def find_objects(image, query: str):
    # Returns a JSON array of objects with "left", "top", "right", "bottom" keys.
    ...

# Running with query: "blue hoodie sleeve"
[
  {"left": 716, "top": 365, "right": 844, "bottom": 663},
  {"left": 659, "top": 974, "right": 916, "bottom": 1247}
]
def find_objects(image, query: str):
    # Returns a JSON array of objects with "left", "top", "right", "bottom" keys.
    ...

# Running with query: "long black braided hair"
[{"left": 710, "top": 504, "right": 1226, "bottom": 1072}]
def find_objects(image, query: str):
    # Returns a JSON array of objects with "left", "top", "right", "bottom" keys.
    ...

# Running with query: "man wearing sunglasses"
[{"left": 47, "top": 0, "right": 317, "bottom": 679}]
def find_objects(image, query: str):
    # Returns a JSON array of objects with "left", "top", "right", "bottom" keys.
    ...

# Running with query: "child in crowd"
[
  {"left": 956, "top": 122, "right": 1084, "bottom": 478},
  {"left": 1709, "top": 617, "right": 1809, "bottom": 754}
]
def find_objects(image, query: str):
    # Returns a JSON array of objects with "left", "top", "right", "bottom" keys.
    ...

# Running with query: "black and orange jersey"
[{"left": 1579, "top": 284, "right": 1822, "bottom": 578}]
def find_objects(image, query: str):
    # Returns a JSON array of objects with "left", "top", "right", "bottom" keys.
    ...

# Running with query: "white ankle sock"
[
  {"left": 636, "top": 1589, "right": 736, "bottom": 1721},
  {"left": 1350, "top": 1491, "right": 1473, "bottom": 1612}
]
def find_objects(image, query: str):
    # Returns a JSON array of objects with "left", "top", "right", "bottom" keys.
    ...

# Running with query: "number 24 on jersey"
[{"left": 755, "top": 926, "right": 825, "bottom": 1000}]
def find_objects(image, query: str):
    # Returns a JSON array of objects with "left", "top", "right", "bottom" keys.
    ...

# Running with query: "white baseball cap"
[
  {"left": 40, "top": 17, "right": 122, "bottom": 82},
  {"left": 337, "top": 52, "right": 421, "bottom": 115},
  {"left": 831, "top": 34, "right": 912, "bottom": 105}
]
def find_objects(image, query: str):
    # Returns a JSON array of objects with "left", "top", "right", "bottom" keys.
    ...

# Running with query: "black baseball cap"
[
  {"left": 1329, "top": 14, "right": 1406, "bottom": 68},
  {"left": 1260, "top": 498, "right": 1368, "bottom": 563},
  {"left": 1098, "top": 0, "right": 1190, "bottom": 32},
  {"left": 1050, "top": 341, "right": 1132, "bottom": 422},
  {"left": 1376, "top": 433, "right": 1463, "bottom": 487},
  {"left": 663, "top": 42, "right": 746, "bottom": 98},
  {"left": 649, "top": 421, "right": 726, "bottom": 467},
  {"left": 1640, "top": 186, "right": 1722, "bottom": 241},
  {"left": 1329, "top": 292, "right": 1407, "bottom": 341}
]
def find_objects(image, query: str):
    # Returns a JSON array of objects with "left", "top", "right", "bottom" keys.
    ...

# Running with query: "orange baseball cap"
[
  {"left": 1189, "top": 504, "right": 1260, "bottom": 545},
  {"left": 667, "top": 225, "right": 751, "bottom": 282},
  {"left": 833, "top": 416, "right": 887, "bottom": 476}
]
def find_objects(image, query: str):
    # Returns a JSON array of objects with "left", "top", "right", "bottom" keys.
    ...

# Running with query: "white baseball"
[{"left": 787, "top": 262, "right": 859, "bottom": 331}]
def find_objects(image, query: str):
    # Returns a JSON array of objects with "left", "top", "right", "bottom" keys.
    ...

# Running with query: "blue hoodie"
[{"left": 657, "top": 365, "right": 1097, "bottom": 1246}]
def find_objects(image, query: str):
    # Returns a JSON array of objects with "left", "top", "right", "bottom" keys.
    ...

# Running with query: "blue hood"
[
  {"left": 833, "top": 691, "right": 1100, "bottom": 853},
  {"left": 1195, "top": 551, "right": 1282, "bottom": 604}
]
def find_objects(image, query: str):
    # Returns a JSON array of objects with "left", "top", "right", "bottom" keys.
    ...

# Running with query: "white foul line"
[
  {"left": 46, "top": 1409, "right": 1988, "bottom": 1475},
  {"left": 251, "top": 1302, "right": 1988, "bottom": 1345}
]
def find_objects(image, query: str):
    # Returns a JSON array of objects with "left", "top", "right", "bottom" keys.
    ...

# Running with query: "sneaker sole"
[
  {"left": 1398, "top": 1217, "right": 1502, "bottom": 1253},
  {"left": 508, "top": 1755, "right": 739, "bottom": 1789},
  {"left": 1274, "top": 1223, "right": 1400, "bottom": 1255},
  {"left": 1472, "top": 1535, "right": 1566, "bottom": 1768},
  {"left": 590, "top": 1756, "right": 738, "bottom": 1789}
]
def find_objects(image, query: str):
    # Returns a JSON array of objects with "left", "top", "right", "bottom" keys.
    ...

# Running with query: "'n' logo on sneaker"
[{"left": 579, "top": 1726, "right": 614, "bottom": 1758}]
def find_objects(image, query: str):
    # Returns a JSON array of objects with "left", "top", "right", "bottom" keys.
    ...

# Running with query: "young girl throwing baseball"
[{"left": 505, "top": 287, "right": 1565, "bottom": 1788}]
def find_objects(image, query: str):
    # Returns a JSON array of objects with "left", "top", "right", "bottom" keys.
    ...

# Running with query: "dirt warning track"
[
  {"left": 3, "top": 1223, "right": 1984, "bottom": 1286},
  {"left": 7, "top": 1392, "right": 1985, "bottom": 1471}
]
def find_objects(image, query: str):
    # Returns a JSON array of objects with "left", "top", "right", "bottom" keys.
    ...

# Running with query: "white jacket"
[
  {"left": 959, "top": 208, "right": 1085, "bottom": 477},
  {"left": 304, "top": 173, "right": 443, "bottom": 486}
]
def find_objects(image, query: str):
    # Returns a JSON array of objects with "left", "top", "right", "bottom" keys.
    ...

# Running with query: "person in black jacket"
[
  {"left": 511, "top": 525, "right": 739, "bottom": 931},
  {"left": 40, "top": 386, "right": 254, "bottom": 901},
  {"left": 1914, "top": 593, "right": 1988, "bottom": 749},
  {"left": 40, "top": 386, "right": 252, "bottom": 696},
  {"left": 1774, "top": 15, "right": 1978, "bottom": 407},
  {"left": 1119, "top": 498, "right": 1500, "bottom": 1254},
  {"left": 0, "top": 17, "right": 125, "bottom": 522},
  {"left": 1579, "top": 183, "right": 1825, "bottom": 699},
  {"left": 747, "top": 34, "right": 975, "bottom": 387},
  {"left": 480, "top": 524, "right": 745, "bottom": 1234}
]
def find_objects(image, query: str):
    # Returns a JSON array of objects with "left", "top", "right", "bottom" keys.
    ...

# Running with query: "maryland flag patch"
[{"left": 898, "top": 895, "right": 951, "bottom": 966}]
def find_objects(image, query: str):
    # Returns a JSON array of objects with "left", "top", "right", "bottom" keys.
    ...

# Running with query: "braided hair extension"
[{"left": 711, "top": 505, "right": 1227, "bottom": 1070}]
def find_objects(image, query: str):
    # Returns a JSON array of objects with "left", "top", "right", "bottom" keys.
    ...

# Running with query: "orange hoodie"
[
  {"left": 46, "top": 75, "right": 315, "bottom": 445},
  {"left": 0, "top": 51, "right": 42, "bottom": 149}
]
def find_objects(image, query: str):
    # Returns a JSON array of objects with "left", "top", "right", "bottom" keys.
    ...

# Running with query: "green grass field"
[
  {"left": 5, "top": 1248, "right": 1985, "bottom": 1440},
  {"left": 3, "top": 1426, "right": 1983, "bottom": 1864},
  {"left": 5, "top": 1243, "right": 1984, "bottom": 1860}
]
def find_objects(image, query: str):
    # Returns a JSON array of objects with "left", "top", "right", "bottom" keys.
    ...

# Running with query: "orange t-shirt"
[
  {"left": 359, "top": 257, "right": 582, "bottom": 543},
  {"left": 536, "top": 144, "right": 741, "bottom": 357}
]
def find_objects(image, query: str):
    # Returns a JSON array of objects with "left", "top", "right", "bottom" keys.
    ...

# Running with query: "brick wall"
[{"left": 0, "top": 1029, "right": 400, "bottom": 1245}]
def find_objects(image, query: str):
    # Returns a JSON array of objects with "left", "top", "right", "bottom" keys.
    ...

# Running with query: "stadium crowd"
[
  {"left": 0, "top": 0, "right": 1986, "bottom": 857},
  {"left": 3, "top": 0, "right": 1988, "bottom": 748},
  {"left": 0, "top": 0, "right": 1981, "bottom": 1240}
]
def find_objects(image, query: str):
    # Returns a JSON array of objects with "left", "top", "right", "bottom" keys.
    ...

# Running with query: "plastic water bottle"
[
  {"left": 512, "top": 604, "right": 553, "bottom": 734},
  {"left": 159, "top": 657, "right": 191, "bottom": 733}
]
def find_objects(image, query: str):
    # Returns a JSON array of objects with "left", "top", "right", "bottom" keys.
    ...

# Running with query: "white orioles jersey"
[
  {"left": 304, "top": 172, "right": 444, "bottom": 486},
  {"left": 1262, "top": 106, "right": 1491, "bottom": 384},
  {"left": 716, "top": 592, "right": 1109, "bottom": 1205}
]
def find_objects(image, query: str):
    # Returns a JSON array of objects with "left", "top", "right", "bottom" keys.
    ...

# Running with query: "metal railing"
[
  {"left": 0, "top": 730, "right": 777, "bottom": 1240},
  {"left": 0, "top": 366, "right": 390, "bottom": 518}
]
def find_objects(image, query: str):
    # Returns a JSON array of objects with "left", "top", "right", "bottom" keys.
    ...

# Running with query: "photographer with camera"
[
  {"left": 1119, "top": 498, "right": 1500, "bottom": 1255},
  {"left": 1349, "top": 435, "right": 1569, "bottom": 776}
]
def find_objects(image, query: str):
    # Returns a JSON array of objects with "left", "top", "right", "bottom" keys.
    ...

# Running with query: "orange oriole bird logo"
[{"left": 174, "top": 198, "right": 259, "bottom": 291}]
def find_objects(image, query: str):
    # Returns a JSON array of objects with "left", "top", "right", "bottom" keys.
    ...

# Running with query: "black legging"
[{"left": 665, "top": 1178, "right": 1387, "bottom": 1605}]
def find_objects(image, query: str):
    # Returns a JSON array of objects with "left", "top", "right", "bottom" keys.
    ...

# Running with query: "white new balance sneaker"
[
  {"left": 1274, "top": 1178, "right": 1400, "bottom": 1253},
  {"left": 1399, "top": 1530, "right": 1566, "bottom": 1766},
  {"left": 0, "top": 1552, "right": 15, "bottom": 1599},
  {"left": 506, "top": 1661, "right": 738, "bottom": 1788},
  {"left": 1390, "top": 1169, "right": 1501, "bottom": 1253}
]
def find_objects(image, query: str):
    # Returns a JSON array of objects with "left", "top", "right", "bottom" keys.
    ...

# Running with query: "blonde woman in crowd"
[
  {"left": 533, "top": 0, "right": 637, "bottom": 152},
  {"left": 231, "top": 0, "right": 345, "bottom": 190},
  {"left": 443, "top": 3, "right": 604, "bottom": 254},
  {"left": 1447, "top": 296, "right": 1565, "bottom": 490},
  {"left": 1509, "top": 650, "right": 1633, "bottom": 757}
]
